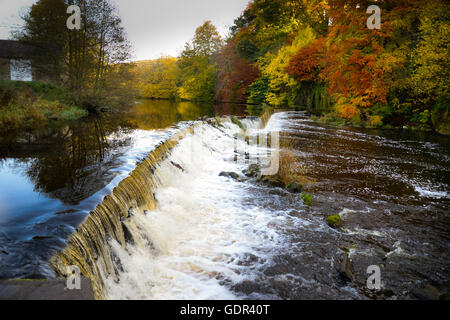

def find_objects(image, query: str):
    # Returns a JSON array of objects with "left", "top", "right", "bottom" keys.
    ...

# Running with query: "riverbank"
[
  {"left": 248, "top": 104, "right": 449, "bottom": 136},
  {"left": 311, "top": 111, "right": 450, "bottom": 136},
  {"left": 0, "top": 81, "right": 88, "bottom": 135}
]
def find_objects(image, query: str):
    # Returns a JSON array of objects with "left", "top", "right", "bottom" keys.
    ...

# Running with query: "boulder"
[
  {"left": 242, "top": 164, "right": 260, "bottom": 177},
  {"left": 337, "top": 254, "right": 355, "bottom": 283},
  {"left": 259, "top": 175, "right": 284, "bottom": 188},
  {"left": 287, "top": 182, "right": 303, "bottom": 193},
  {"left": 219, "top": 171, "right": 240, "bottom": 180}
]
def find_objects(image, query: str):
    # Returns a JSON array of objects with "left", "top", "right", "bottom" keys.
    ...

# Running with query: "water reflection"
[
  {"left": 0, "top": 100, "right": 243, "bottom": 206},
  {"left": 130, "top": 100, "right": 213, "bottom": 129},
  {"left": 1, "top": 116, "right": 129, "bottom": 205},
  {"left": 0, "top": 100, "right": 246, "bottom": 279}
]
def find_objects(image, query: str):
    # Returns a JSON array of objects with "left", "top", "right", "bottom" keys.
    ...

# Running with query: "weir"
[
  {"left": 49, "top": 114, "right": 268, "bottom": 300},
  {"left": 19, "top": 109, "right": 450, "bottom": 300},
  {"left": 259, "top": 108, "right": 275, "bottom": 129},
  {"left": 50, "top": 127, "right": 194, "bottom": 299}
]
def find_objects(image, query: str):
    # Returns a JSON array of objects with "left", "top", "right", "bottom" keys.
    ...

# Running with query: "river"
[{"left": 0, "top": 103, "right": 448, "bottom": 300}]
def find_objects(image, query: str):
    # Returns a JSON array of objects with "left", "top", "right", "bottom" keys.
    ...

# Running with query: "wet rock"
[
  {"left": 242, "top": 164, "right": 260, "bottom": 177},
  {"left": 233, "top": 280, "right": 260, "bottom": 295},
  {"left": 121, "top": 222, "right": 135, "bottom": 245},
  {"left": 231, "top": 116, "right": 245, "bottom": 130},
  {"left": 32, "top": 236, "right": 53, "bottom": 241},
  {"left": 170, "top": 161, "right": 185, "bottom": 172},
  {"left": 212, "top": 117, "right": 224, "bottom": 128},
  {"left": 287, "top": 182, "right": 303, "bottom": 193},
  {"left": 326, "top": 214, "right": 342, "bottom": 228},
  {"left": 236, "top": 253, "right": 259, "bottom": 266},
  {"left": 411, "top": 284, "right": 445, "bottom": 300},
  {"left": 335, "top": 248, "right": 391, "bottom": 297},
  {"left": 54, "top": 209, "right": 78, "bottom": 215},
  {"left": 259, "top": 175, "right": 285, "bottom": 188},
  {"left": 219, "top": 171, "right": 240, "bottom": 180},
  {"left": 337, "top": 254, "right": 355, "bottom": 283}
]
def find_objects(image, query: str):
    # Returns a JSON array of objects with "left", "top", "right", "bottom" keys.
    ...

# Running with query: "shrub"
[
  {"left": 0, "top": 81, "right": 87, "bottom": 133},
  {"left": 368, "top": 115, "right": 383, "bottom": 128}
]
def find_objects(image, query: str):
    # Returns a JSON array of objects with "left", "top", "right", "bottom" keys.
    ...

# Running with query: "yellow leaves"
[
  {"left": 368, "top": 115, "right": 383, "bottom": 128},
  {"left": 350, "top": 96, "right": 371, "bottom": 108},
  {"left": 257, "top": 26, "right": 317, "bottom": 105},
  {"left": 335, "top": 102, "right": 360, "bottom": 119},
  {"left": 409, "top": 0, "right": 450, "bottom": 102},
  {"left": 136, "top": 56, "right": 180, "bottom": 99},
  {"left": 266, "top": 92, "right": 289, "bottom": 106},
  {"left": 177, "top": 86, "right": 191, "bottom": 101}
]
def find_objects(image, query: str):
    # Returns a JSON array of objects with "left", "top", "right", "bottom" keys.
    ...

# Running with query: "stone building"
[{"left": 0, "top": 40, "right": 58, "bottom": 83}]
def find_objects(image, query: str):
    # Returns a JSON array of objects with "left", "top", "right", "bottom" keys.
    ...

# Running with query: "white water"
[{"left": 104, "top": 118, "right": 285, "bottom": 300}]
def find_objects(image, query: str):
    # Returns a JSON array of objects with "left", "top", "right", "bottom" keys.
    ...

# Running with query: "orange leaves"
[
  {"left": 286, "top": 38, "right": 326, "bottom": 82},
  {"left": 215, "top": 40, "right": 260, "bottom": 103},
  {"left": 284, "top": 1, "right": 404, "bottom": 119},
  {"left": 310, "top": 2, "right": 404, "bottom": 118},
  {"left": 337, "top": 105, "right": 360, "bottom": 119}
]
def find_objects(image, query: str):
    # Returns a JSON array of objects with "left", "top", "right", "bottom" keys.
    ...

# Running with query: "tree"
[
  {"left": 215, "top": 40, "right": 260, "bottom": 103},
  {"left": 178, "top": 21, "right": 223, "bottom": 102},
  {"left": 410, "top": 0, "right": 449, "bottom": 105},
  {"left": 191, "top": 21, "right": 223, "bottom": 56},
  {"left": 14, "top": 0, "right": 68, "bottom": 83},
  {"left": 315, "top": 1, "right": 402, "bottom": 119},
  {"left": 256, "top": 26, "right": 317, "bottom": 106},
  {"left": 17, "top": 0, "right": 133, "bottom": 106},
  {"left": 137, "top": 57, "right": 180, "bottom": 100}
]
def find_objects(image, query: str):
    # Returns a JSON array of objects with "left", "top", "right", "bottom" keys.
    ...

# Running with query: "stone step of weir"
[{"left": 0, "top": 278, "right": 94, "bottom": 300}]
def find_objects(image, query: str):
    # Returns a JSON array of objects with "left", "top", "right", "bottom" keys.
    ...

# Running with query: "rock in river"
[
  {"left": 219, "top": 171, "right": 241, "bottom": 180},
  {"left": 287, "top": 182, "right": 303, "bottom": 193}
]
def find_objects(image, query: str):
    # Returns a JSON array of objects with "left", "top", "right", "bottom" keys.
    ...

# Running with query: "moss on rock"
[
  {"left": 301, "top": 193, "right": 312, "bottom": 206},
  {"left": 326, "top": 214, "right": 342, "bottom": 228}
]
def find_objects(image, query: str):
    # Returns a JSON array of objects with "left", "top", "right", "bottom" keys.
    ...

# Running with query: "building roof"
[{"left": 0, "top": 40, "right": 44, "bottom": 59}]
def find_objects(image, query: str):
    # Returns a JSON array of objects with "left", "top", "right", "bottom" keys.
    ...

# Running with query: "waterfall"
[
  {"left": 50, "top": 127, "right": 194, "bottom": 299},
  {"left": 50, "top": 116, "right": 266, "bottom": 300}
]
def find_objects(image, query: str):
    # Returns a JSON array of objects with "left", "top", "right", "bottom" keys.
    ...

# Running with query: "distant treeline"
[{"left": 137, "top": 0, "right": 449, "bottom": 133}]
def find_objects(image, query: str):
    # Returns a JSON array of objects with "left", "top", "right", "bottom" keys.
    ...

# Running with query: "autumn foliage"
[
  {"left": 286, "top": 38, "right": 325, "bottom": 82},
  {"left": 138, "top": 0, "right": 449, "bottom": 131},
  {"left": 215, "top": 40, "right": 260, "bottom": 103}
]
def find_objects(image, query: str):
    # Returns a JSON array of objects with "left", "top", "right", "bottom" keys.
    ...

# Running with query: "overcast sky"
[{"left": 0, "top": 0, "right": 249, "bottom": 61}]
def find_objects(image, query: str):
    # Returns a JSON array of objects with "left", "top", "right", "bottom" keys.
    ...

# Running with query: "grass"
[
  {"left": 273, "top": 140, "right": 310, "bottom": 187},
  {"left": 0, "top": 80, "right": 73, "bottom": 104},
  {"left": 0, "top": 81, "right": 87, "bottom": 134}
]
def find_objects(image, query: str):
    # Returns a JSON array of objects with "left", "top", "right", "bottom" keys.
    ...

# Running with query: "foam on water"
[{"left": 104, "top": 118, "right": 284, "bottom": 299}]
